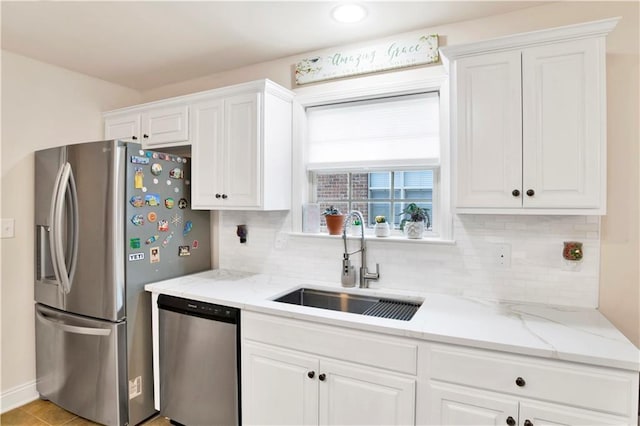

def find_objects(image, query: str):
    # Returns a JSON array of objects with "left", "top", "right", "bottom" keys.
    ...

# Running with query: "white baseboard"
[{"left": 1, "top": 380, "right": 39, "bottom": 414}]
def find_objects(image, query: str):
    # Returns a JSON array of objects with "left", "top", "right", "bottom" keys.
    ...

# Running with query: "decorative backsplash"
[{"left": 218, "top": 211, "right": 600, "bottom": 308}]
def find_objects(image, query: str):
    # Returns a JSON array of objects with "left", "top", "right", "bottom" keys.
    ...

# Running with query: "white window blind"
[{"left": 306, "top": 92, "right": 440, "bottom": 171}]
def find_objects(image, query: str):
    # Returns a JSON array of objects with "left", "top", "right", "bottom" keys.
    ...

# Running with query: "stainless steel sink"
[{"left": 273, "top": 288, "right": 421, "bottom": 321}]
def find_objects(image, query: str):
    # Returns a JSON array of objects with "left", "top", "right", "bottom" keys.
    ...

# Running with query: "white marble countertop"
[{"left": 145, "top": 269, "right": 640, "bottom": 371}]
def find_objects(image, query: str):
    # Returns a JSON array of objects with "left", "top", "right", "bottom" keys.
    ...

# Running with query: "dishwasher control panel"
[{"left": 158, "top": 294, "right": 239, "bottom": 323}]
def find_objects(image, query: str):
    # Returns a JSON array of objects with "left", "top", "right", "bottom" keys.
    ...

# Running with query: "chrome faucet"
[{"left": 340, "top": 211, "right": 380, "bottom": 288}]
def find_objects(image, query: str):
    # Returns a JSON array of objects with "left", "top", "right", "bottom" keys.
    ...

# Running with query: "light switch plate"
[{"left": 1, "top": 218, "right": 15, "bottom": 239}]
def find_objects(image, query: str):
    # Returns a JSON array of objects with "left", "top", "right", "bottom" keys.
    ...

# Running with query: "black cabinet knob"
[
  {"left": 215, "top": 193, "right": 221, "bottom": 199},
  {"left": 318, "top": 373, "right": 326, "bottom": 381},
  {"left": 515, "top": 376, "right": 526, "bottom": 387},
  {"left": 524, "top": 420, "right": 533, "bottom": 426},
  {"left": 143, "top": 134, "right": 149, "bottom": 139},
  {"left": 222, "top": 194, "right": 228, "bottom": 199},
  {"left": 512, "top": 189, "right": 520, "bottom": 197},
  {"left": 132, "top": 136, "right": 138, "bottom": 140},
  {"left": 526, "top": 189, "right": 535, "bottom": 197},
  {"left": 307, "top": 371, "right": 315, "bottom": 379},
  {"left": 506, "top": 416, "right": 516, "bottom": 426}
]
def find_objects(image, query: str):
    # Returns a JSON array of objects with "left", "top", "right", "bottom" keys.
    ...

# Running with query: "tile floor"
[{"left": 0, "top": 399, "right": 171, "bottom": 426}]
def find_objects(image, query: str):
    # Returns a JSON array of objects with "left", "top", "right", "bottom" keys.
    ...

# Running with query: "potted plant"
[
  {"left": 398, "top": 203, "right": 430, "bottom": 239},
  {"left": 374, "top": 215, "right": 390, "bottom": 237},
  {"left": 323, "top": 205, "right": 346, "bottom": 235}
]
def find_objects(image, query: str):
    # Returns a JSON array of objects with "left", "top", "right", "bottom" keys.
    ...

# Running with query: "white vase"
[
  {"left": 404, "top": 221, "right": 424, "bottom": 239},
  {"left": 374, "top": 222, "right": 390, "bottom": 237}
]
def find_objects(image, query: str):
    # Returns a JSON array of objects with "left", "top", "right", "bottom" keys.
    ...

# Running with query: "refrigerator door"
[
  {"left": 35, "top": 140, "right": 127, "bottom": 321},
  {"left": 124, "top": 148, "right": 211, "bottom": 287},
  {"left": 35, "top": 304, "right": 128, "bottom": 426}
]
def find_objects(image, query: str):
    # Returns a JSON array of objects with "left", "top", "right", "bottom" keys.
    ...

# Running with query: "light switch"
[{"left": 1, "top": 218, "right": 15, "bottom": 238}]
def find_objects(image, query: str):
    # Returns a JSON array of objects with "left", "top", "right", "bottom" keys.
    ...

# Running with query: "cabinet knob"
[
  {"left": 512, "top": 189, "right": 520, "bottom": 197},
  {"left": 506, "top": 416, "right": 516, "bottom": 426},
  {"left": 132, "top": 136, "right": 138, "bottom": 140},
  {"left": 526, "top": 189, "right": 535, "bottom": 197},
  {"left": 215, "top": 193, "right": 221, "bottom": 199},
  {"left": 524, "top": 420, "right": 533, "bottom": 426},
  {"left": 515, "top": 376, "right": 526, "bottom": 387},
  {"left": 318, "top": 373, "right": 326, "bottom": 381},
  {"left": 307, "top": 371, "right": 315, "bottom": 379},
  {"left": 143, "top": 134, "right": 149, "bottom": 139},
  {"left": 222, "top": 194, "right": 228, "bottom": 199}
]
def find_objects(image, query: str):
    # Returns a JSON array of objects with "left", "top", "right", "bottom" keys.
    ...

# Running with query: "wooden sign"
[{"left": 295, "top": 34, "right": 439, "bottom": 85}]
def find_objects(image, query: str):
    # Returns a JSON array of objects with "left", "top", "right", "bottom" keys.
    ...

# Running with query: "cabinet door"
[
  {"left": 222, "top": 92, "right": 261, "bottom": 207},
  {"left": 242, "top": 342, "right": 319, "bottom": 426},
  {"left": 141, "top": 104, "right": 189, "bottom": 147},
  {"left": 519, "top": 400, "right": 628, "bottom": 426},
  {"left": 104, "top": 112, "right": 140, "bottom": 142},
  {"left": 522, "top": 38, "right": 603, "bottom": 209},
  {"left": 428, "top": 381, "right": 519, "bottom": 426},
  {"left": 454, "top": 51, "right": 523, "bottom": 209},
  {"left": 319, "top": 360, "right": 415, "bottom": 426},
  {"left": 190, "top": 98, "right": 225, "bottom": 208}
]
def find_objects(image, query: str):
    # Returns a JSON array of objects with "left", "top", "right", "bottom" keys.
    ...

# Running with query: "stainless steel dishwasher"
[{"left": 158, "top": 294, "right": 240, "bottom": 426}]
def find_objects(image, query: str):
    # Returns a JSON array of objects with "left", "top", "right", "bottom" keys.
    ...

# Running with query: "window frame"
[
  {"left": 310, "top": 169, "right": 439, "bottom": 237},
  {"left": 292, "top": 67, "right": 452, "bottom": 242}
]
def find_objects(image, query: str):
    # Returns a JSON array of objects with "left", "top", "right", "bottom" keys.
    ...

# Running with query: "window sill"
[{"left": 288, "top": 232, "right": 455, "bottom": 245}]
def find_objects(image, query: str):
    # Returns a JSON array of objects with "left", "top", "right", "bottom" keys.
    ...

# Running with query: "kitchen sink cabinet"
[
  {"left": 441, "top": 18, "right": 618, "bottom": 215},
  {"left": 422, "top": 343, "right": 637, "bottom": 425},
  {"left": 241, "top": 312, "right": 417, "bottom": 426},
  {"left": 104, "top": 104, "right": 189, "bottom": 148},
  {"left": 243, "top": 342, "right": 318, "bottom": 425},
  {"left": 190, "top": 80, "right": 293, "bottom": 210}
]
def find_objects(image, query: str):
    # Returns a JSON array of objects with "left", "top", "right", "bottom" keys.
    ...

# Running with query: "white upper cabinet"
[
  {"left": 104, "top": 104, "right": 189, "bottom": 148},
  {"left": 104, "top": 79, "right": 293, "bottom": 210},
  {"left": 104, "top": 111, "right": 141, "bottom": 143},
  {"left": 190, "top": 80, "right": 293, "bottom": 210},
  {"left": 441, "top": 18, "right": 618, "bottom": 215},
  {"left": 140, "top": 104, "right": 189, "bottom": 147}
]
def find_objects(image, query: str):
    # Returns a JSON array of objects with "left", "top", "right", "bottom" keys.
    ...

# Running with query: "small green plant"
[
  {"left": 322, "top": 205, "right": 341, "bottom": 216},
  {"left": 398, "top": 203, "right": 430, "bottom": 230}
]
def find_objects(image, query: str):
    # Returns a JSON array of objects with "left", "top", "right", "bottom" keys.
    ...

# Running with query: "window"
[
  {"left": 314, "top": 170, "right": 435, "bottom": 231},
  {"left": 305, "top": 90, "right": 442, "bottom": 236}
]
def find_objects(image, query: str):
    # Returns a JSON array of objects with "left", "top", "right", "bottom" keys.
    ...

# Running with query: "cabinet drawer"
[
  {"left": 242, "top": 311, "right": 417, "bottom": 375},
  {"left": 428, "top": 344, "right": 637, "bottom": 415}
]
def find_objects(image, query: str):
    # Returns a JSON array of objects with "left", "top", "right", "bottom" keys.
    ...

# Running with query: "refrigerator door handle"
[
  {"left": 50, "top": 162, "right": 78, "bottom": 295},
  {"left": 67, "top": 164, "right": 79, "bottom": 288},
  {"left": 36, "top": 309, "right": 112, "bottom": 336},
  {"left": 48, "top": 163, "right": 66, "bottom": 289}
]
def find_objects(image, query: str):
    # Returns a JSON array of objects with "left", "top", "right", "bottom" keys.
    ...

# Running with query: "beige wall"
[
  {"left": 0, "top": 51, "right": 141, "bottom": 398},
  {"left": 0, "top": 0, "right": 637, "bottom": 408},
  {"left": 141, "top": 1, "right": 640, "bottom": 347}
]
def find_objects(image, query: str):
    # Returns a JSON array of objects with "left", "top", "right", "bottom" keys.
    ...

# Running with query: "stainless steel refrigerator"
[{"left": 34, "top": 139, "right": 211, "bottom": 426}]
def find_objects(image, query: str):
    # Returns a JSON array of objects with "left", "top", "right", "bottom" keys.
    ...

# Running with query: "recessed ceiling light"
[{"left": 331, "top": 3, "right": 367, "bottom": 24}]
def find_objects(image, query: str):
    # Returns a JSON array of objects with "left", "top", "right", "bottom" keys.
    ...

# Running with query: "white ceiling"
[{"left": 1, "top": 1, "right": 544, "bottom": 91}]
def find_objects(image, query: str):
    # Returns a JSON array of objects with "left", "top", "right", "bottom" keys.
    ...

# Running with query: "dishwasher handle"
[{"left": 157, "top": 294, "right": 239, "bottom": 324}]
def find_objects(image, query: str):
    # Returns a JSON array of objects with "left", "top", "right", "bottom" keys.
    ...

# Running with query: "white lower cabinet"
[
  {"left": 320, "top": 359, "right": 415, "bottom": 426},
  {"left": 422, "top": 343, "right": 638, "bottom": 426},
  {"left": 241, "top": 312, "right": 417, "bottom": 426},
  {"left": 429, "top": 381, "right": 627, "bottom": 426},
  {"left": 243, "top": 342, "right": 318, "bottom": 426}
]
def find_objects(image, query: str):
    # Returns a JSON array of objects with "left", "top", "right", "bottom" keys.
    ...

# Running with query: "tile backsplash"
[{"left": 218, "top": 211, "right": 600, "bottom": 308}]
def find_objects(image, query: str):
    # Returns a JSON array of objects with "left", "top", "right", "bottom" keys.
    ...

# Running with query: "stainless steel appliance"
[
  {"left": 158, "top": 294, "right": 240, "bottom": 426},
  {"left": 34, "top": 140, "right": 211, "bottom": 426}
]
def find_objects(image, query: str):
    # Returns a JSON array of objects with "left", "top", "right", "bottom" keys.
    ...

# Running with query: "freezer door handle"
[
  {"left": 36, "top": 309, "right": 111, "bottom": 336},
  {"left": 49, "top": 162, "right": 79, "bottom": 295}
]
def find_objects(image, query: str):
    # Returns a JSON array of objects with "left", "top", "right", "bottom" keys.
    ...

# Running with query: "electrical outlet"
[
  {"left": 1, "top": 219, "right": 15, "bottom": 239},
  {"left": 274, "top": 233, "right": 288, "bottom": 249},
  {"left": 493, "top": 243, "right": 511, "bottom": 268}
]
